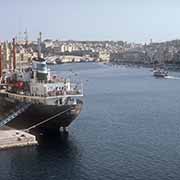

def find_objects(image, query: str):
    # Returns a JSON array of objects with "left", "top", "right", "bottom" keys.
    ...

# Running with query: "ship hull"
[
  {"left": 0, "top": 95, "right": 83, "bottom": 135},
  {"left": 153, "top": 70, "right": 168, "bottom": 78},
  {"left": 153, "top": 74, "right": 167, "bottom": 78}
]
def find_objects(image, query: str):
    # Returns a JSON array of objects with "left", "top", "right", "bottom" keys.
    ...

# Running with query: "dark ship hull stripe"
[{"left": 0, "top": 96, "right": 83, "bottom": 134}]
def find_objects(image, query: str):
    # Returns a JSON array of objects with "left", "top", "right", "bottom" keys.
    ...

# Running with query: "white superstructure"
[{"left": 0, "top": 58, "right": 83, "bottom": 106}]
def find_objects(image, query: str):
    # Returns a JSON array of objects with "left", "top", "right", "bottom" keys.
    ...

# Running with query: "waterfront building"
[
  {"left": 60, "top": 55, "right": 83, "bottom": 63},
  {"left": 99, "top": 51, "right": 110, "bottom": 62}
]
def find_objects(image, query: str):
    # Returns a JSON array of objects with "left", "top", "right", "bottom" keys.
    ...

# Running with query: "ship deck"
[{"left": 0, "top": 90, "right": 83, "bottom": 104}]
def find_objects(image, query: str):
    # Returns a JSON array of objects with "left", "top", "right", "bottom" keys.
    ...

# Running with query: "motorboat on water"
[{"left": 153, "top": 68, "right": 168, "bottom": 78}]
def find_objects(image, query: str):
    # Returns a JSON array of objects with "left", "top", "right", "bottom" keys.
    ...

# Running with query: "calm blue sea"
[{"left": 1, "top": 63, "right": 180, "bottom": 180}]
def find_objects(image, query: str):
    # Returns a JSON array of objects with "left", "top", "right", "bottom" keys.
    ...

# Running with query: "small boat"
[{"left": 153, "top": 68, "right": 168, "bottom": 78}]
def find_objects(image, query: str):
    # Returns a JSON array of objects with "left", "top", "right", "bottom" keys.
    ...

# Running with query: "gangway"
[{"left": 0, "top": 103, "right": 31, "bottom": 128}]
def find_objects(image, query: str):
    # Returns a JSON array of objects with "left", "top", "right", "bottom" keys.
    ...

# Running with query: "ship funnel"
[
  {"left": 12, "top": 38, "right": 16, "bottom": 71},
  {"left": 0, "top": 43, "right": 2, "bottom": 78}
]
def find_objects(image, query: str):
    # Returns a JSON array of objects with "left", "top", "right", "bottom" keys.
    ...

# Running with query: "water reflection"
[
  {"left": 1, "top": 63, "right": 180, "bottom": 180},
  {"left": 0, "top": 133, "right": 82, "bottom": 180}
]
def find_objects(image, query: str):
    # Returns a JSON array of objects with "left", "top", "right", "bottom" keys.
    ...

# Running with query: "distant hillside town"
[
  {"left": 2, "top": 32, "right": 180, "bottom": 69},
  {"left": 42, "top": 39, "right": 180, "bottom": 65}
]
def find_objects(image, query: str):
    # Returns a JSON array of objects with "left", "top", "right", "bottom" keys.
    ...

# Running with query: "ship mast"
[
  {"left": 37, "top": 32, "right": 42, "bottom": 59},
  {"left": 24, "top": 28, "right": 28, "bottom": 47},
  {"left": 12, "top": 38, "right": 16, "bottom": 71}
]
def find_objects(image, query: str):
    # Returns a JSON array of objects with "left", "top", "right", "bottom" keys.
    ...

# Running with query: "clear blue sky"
[{"left": 1, "top": 0, "right": 180, "bottom": 43}]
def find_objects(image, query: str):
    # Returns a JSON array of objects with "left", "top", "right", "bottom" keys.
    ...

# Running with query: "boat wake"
[{"left": 165, "top": 76, "right": 180, "bottom": 80}]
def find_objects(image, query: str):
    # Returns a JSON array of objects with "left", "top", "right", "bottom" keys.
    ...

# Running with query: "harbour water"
[{"left": 1, "top": 63, "right": 180, "bottom": 180}]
